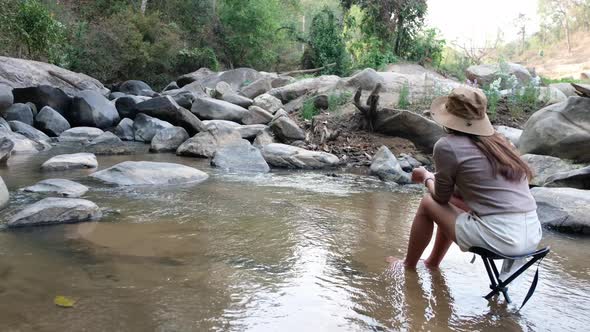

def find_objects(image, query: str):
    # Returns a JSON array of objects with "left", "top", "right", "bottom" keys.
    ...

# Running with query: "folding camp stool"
[{"left": 469, "top": 246, "right": 550, "bottom": 309}]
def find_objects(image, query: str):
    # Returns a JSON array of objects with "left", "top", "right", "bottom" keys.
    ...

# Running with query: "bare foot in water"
[{"left": 423, "top": 259, "right": 440, "bottom": 269}]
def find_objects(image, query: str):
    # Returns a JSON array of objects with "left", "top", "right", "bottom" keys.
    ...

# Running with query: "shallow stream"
[{"left": 0, "top": 145, "right": 588, "bottom": 331}]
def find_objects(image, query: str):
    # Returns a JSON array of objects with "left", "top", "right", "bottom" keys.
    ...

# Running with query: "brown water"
[{"left": 0, "top": 144, "right": 589, "bottom": 331}]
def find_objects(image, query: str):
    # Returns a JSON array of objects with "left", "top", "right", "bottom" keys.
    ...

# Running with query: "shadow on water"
[{"left": 0, "top": 145, "right": 589, "bottom": 331}]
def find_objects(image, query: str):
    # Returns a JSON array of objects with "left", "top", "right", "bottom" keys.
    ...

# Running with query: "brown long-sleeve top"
[{"left": 432, "top": 134, "right": 537, "bottom": 216}]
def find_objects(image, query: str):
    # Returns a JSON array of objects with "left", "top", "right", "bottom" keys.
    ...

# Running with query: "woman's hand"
[{"left": 411, "top": 167, "right": 434, "bottom": 184}]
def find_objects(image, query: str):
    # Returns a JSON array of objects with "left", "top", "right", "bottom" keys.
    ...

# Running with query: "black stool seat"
[{"left": 469, "top": 246, "right": 550, "bottom": 309}]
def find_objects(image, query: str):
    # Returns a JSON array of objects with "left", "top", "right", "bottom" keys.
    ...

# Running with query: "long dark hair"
[{"left": 446, "top": 128, "right": 534, "bottom": 181}]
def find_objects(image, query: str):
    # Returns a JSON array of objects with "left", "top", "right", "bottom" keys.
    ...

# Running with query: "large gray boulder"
[
  {"left": 90, "top": 161, "right": 209, "bottom": 186},
  {"left": 221, "top": 93, "right": 253, "bottom": 108},
  {"left": 7, "top": 197, "right": 101, "bottom": 227},
  {"left": 0, "top": 84, "right": 13, "bottom": 111},
  {"left": 0, "top": 176, "right": 8, "bottom": 210},
  {"left": 270, "top": 110, "right": 305, "bottom": 143},
  {"left": 118, "top": 80, "right": 155, "bottom": 97},
  {"left": 183, "top": 68, "right": 265, "bottom": 91},
  {"left": 69, "top": 90, "right": 120, "bottom": 129},
  {"left": 150, "top": 127, "right": 189, "bottom": 152},
  {"left": 58, "top": 127, "right": 104, "bottom": 143},
  {"left": 35, "top": 106, "right": 71, "bottom": 137},
  {"left": 0, "top": 128, "right": 42, "bottom": 154},
  {"left": 191, "top": 97, "right": 248, "bottom": 123},
  {"left": 211, "top": 139, "right": 270, "bottom": 173},
  {"left": 261, "top": 143, "right": 339, "bottom": 169},
  {"left": 237, "top": 124, "right": 268, "bottom": 140},
  {"left": 543, "top": 166, "right": 590, "bottom": 189},
  {"left": 133, "top": 113, "right": 173, "bottom": 142},
  {"left": 0, "top": 56, "right": 107, "bottom": 95},
  {"left": 165, "top": 90, "right": 197, "bottom": 109},
  {"left": 268, "top": 75, "right": 340, "bottom": 103},
  {"left": 114, "top": 118, "right": 135, "bottom": 141},
  {"left": 177, "top": 125, "right": 242, "bottom": 158},
  {"left": 8, "top": 121, "right": 51, "bottom": 146},
  {"left": 532, "top": 187, "right": 590, "bottom": 234},
  {"left": 243, "top": 106, "right": 273, "bottom": 125},
  {"left": 22, "top": 179, "right": 89, "bottom": 198},
  {"left": 521, "top": 154, "right": 581, "bottom": 186},
  {"left": 0, "top": 117, "right": 9, "bottom": 131},
  {"left": 495, "top": 125, "right": 522, "bottom": 147},
  {"left": 465, "top": 63, "right": 532, "bottom": 87},
  {"left": 370, "top": 146, "right": 412, "bottom": 184},
  {"left": 253, "top": 128, "right": 278, "bottom": 147},
  {"left": 12, "top": 85, "right": 71, "bottom": 116},
  {"left": 252, "top": 93, "right": 283, "bottom": 114},
  {"left": 240, "top": 77, "right": 272, "bottom": 99},
  {"left": 375, "top": 109, "right": 444, "bottom": 153},
  {"left": 520, "top": 97, "right": 590, "bottom": 162},
  {"left": 114, "top": 95, "right": 150, "bottom": 119},
  {"left": 41, "top": 153, "right": 98, "bottom": 171},
  {"left": 538, "top": 86, "right": 567, "bottom": 106},
  {"left": 549, "top": 83, "right": 577, "bottom": 97},
  {"left": 2, "top": 103, "right": 34, "bottom": 126},
  {"left": 177, "top": 68, "right": 216, "bottom": 88},
  {"left": 345, "top": 68, "right": 385, "bottom": 90},
  {"left": 87, "top": 131, "right": 121, "bottom": 147},
  {"left": 136, "top": 96, "right": 204, "bottom": 135},
  {"left": 0, "top": 137, "right": 14, "bottom": 164}
]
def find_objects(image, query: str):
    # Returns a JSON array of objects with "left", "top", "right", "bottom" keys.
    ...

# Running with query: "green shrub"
[
  {"left": 406, "top": 28, "right": 445, "bottom": 67},
  {"left": 301, "top": 99, "right": 319, "bottom": 120},
  {"left": 327, "top": 91, "right": 352, "bottom": 113},
  {"left": 176, "top": 48, "right": 220, "bottom": 73},
  {"left": 304, "top": 7, "right": 351, "bottom": 76},
  {"left": 397, "top": 83, "right": 411, "bottom": 109},
  {"left": 483, "top": 78, "right": 502, "bottom": 120}
]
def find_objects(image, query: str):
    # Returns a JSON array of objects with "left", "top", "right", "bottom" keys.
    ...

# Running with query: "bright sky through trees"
[{"left": 426, "top": 0, "right": 540, "bottom": 46}]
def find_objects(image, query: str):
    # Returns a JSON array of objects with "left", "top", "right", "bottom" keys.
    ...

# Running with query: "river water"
[{"left": 0, "top": 144, "right": 588, "bottom": 331}]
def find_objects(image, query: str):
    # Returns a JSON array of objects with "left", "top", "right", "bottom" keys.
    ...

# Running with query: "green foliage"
[
  {"left": 406, "top": 28, "right": 445, "bottom": 67},
  {"left": 397, "top": 83, "right": 411, "bottom": 109},
  {"left": 483, "top": 78, "right": 502, "bottom": 120},
  {"left": 508, "top": 82, "right": 543, "bottom": 116},
  {"left": 176, "top": 48, "right": 220, "bottom": 73},
  {"left": 540, "top": 76, "right": 585, "bottom": 84},
  {"left": 437, "top": 47, "right": 472, "bottom": 81},
  {"left": 218, "top": 0, "right": 283, "bottom": 69},
  {"left": 65, "top": 9, "right": 182, "bottom": 88},
  {"left": 301, "top": 99, "right": 319, "bottom": 120},
  {"left": 1, "top": 0, "right": 67, "bottom": 62},
  {"left": 304, "top": 7, "right": 351, "bottom": 76},
  {"left": 327, "top": 91, "right": 352, "bottom": 112}
]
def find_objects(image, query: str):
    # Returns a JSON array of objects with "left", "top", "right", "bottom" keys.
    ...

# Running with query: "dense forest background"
[{"left": 1, "top": 0, "right": 589, "bottom": 89}]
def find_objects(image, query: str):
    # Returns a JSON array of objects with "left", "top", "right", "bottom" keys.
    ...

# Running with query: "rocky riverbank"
[{"left": 1, "top": 56, "right": 589, "bottom": 234}]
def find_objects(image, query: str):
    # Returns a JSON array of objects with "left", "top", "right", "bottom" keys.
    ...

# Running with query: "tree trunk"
[
  {"left": 564, "top": 18, "right": 571, "bottom": 52},
  {"left": 140, "top": 0, "right": 148, "bottom": 15}
]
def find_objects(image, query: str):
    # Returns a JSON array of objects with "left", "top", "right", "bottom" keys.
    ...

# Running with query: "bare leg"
[
  {"left": 389, "top": 194, "right": 461, "bottom": 269},
  {"left": 424, "top": 228, "right": 453, "bottom": 268}
]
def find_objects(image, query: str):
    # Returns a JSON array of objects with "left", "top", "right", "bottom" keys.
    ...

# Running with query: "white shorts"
[{"left": 455, "top": 210, "right": 542, "bottom": 256}]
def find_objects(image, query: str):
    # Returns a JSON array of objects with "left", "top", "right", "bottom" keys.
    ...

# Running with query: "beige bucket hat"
[{"left": 430, "top": 86, "right": 495, "bottom": 136}]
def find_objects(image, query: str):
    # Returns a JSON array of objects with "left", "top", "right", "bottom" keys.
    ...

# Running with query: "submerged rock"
[
  {"left": 532, "top": 187, "right": 590, "bottom": 234},
  {"left": 211, "top": 140, "right": 270, "bottom": 173},
  {"left": 35, "top": 106, "right": 71, "bottom": 137},
  {"left": 0, "top": 176, "right": 8, "bottom": 210},
  {"left": 59, "top": 127, "right": 104, "bottom": 143},
  {"left": 8, "top": 197, "right": 101, "bottom": 227},
  {"left": 261, "top": 143, "right": 339, "bottom": 169},
  {"left": 41, "top": 153, "right": 98, "bottom": 171},
  {"left": 22, "top": 179, "right": 89, "bottom": 198},
  {"left": 150, "top": 126, "right": 189, "bottom": 152},
  {"left": 370, "top": 146, "right": 412, "bottom": 184},
  {"left": 90, "top": 161, "right": 209, "bottom": 186}
]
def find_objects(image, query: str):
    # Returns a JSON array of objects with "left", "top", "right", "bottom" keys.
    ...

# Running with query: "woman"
[{"left": 388, "top": 86, "right": 541, "bottom": 269}]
